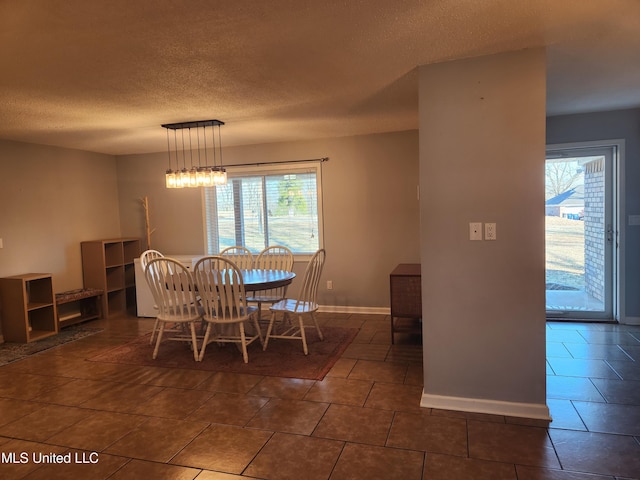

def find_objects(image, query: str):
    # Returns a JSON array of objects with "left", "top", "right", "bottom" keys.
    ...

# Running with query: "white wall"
[{"left": 419, "top": 49, "right": 549, "bottom": 418}]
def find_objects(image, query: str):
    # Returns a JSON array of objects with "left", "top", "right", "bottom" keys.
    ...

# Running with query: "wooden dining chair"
[
  {"left": 219, "top": 246, "right": 254, "bottom": 269},
  {"left": 140, "top": 249, "right": 164, "bottom": 267},
  {"left": 254, "top": 245, "right": 294, "bottom": 270},
  {"left": 263, "top": 249, "right": 326, "bottom": 355},
  {"left": 140, "top": 249, "right": 164, "bottom": 345},
  {"left": 144, "top": 257, "right": 202, "bottom": 361},
  {"left": 247, "top": 245, "right": 294, "bottom": 321},
  {"left": 193, "top": 256, "right": 263, "bottom": 363}
]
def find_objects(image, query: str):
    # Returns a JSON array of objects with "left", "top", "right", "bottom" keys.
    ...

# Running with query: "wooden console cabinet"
[
  {"left": 81, "top": 238, "right": 140, "bottom": 318},
  {"left": 0, "top": 273, "right": 58, "bottom": 343},
  {"left": 389, "top": 263, "right": 422, "bottom": 344}
]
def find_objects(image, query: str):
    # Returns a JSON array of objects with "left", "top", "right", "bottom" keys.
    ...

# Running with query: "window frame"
[{"left": 202, "top": 162, "right": 324, "bottom": 261}]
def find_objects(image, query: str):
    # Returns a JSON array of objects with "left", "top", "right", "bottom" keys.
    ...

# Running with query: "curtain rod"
[{"left": 222, "top": 157, "right": 329, "bottom": 168}]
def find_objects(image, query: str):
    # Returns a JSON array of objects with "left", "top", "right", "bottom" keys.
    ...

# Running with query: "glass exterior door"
[{"left": 545, "top": 146, "right": 615, "bottom": 320}]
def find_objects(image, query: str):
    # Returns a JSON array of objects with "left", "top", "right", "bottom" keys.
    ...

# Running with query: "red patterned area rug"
[{"left": 88, "top": 327, "right": 358, "bottom": 381}]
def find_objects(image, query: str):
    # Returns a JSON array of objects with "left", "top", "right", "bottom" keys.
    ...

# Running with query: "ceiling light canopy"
[{"left": 162, "top": 119, "right": 227, "bottom": 188}]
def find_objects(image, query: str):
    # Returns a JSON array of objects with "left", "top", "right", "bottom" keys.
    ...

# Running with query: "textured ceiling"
[{"left": 1, "top": 0, "right": 639, "bottom": 155}]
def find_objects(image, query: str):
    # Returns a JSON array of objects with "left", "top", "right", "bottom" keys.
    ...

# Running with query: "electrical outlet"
[
  {"left": 485, "top": 223, "right": 497, "bottom": 240},
  {"left": 469, "top": 222, "right": 483, "bottom": 241},
  {"left": 326, "top": 280, "right": 333, "bottom": 290}
]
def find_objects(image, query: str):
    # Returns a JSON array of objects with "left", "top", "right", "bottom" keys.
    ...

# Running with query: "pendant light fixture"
[{"left": 162, "top": 119, "right": 226, "bottom": 188}]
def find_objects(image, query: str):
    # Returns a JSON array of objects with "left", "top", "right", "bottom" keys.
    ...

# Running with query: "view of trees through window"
[
  {"left": 545, "top": 159, "right": 583, "bottom": 200},
  {"left": 204, "top": 170, "right": 320, "bottom": 254}
]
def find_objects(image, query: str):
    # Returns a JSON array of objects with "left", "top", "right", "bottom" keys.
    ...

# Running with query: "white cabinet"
[{"left": 134, "top": 258, "right": 155, "bottom": 317}]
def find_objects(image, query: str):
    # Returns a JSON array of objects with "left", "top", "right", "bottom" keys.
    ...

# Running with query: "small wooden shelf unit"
[
  {"left": 0, "top": 273, "right": 59, "bottom": 343},
  {"left": 389, "top": 263, "right": 422, "bottom": 344},
  {"left": 55, "top": 288, "right": 103, "bottom": 328},
  {"left": 81, "top": 238, "right": 140, "bottom": 318}
]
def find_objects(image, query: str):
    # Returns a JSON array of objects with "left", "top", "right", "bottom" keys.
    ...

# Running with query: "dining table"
[
  {"left": 159, "top": 267, "right": 296, "bottom": 295},
  {"left": 239, "top": 269, "right": 296, "bottom": 292}
]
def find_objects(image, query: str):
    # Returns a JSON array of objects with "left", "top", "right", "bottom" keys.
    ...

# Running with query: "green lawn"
[{"left": 546, "top": 216, "right": 584, "bottom": 289}]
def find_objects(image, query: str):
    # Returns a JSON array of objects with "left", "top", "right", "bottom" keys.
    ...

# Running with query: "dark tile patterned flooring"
[{"left": 0, "top": 313, "right": 639, "bottom": 479}]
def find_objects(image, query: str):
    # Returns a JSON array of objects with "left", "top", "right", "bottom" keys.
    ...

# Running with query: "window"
[{"left": 204, "top": 163, "right": 323, "bottom": 256}]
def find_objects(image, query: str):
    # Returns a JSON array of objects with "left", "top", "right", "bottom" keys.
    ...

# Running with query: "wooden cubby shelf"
[
  {"left": 81, "top": 238, "right": 140, "bottom": 318},
  {"left": 0, "top": 273, "right": 59, "bottom": 343}
]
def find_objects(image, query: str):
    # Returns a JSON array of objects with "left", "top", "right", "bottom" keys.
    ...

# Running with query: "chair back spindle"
[
  {"left": 194, "top": 256, "right": 247, "bottom": 322},
  {"left": 145, "top": 258, "right": 200, "bottom": 322},
  {"left": 255, "top": 246, "right": 294, "bottom": 271},
  {"left": 219, "top": 246, "right": 254, "bottom": 270},
  {"left": 140, "top": 249, "right": 164, "bottom": 271},
  {"left": 295, "top": 249, "right": 326, "bottom": 311}
]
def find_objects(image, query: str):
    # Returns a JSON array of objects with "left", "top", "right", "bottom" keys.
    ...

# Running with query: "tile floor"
[{"left": 0, "top": 313, "right": 639, "bottom": 479}]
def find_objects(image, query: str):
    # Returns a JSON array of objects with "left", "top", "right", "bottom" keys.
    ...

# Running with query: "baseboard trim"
[
  {"left": 622, "top": 316, "right": 640, "bottom": 326},
  {"left": 420, "top": 392, "right": 551, "bottom": 420},
  {"left": 318, "top": 305, "right": 390, "bottom": 315}
]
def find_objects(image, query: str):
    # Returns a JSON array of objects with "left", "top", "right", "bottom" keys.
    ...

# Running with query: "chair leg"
[
  {"left": 263, "top": 312, "right": 276, "bottom": 351},
  {"left": 298, "top": 315, "right": 308, "bottom": 355},
  {"left": 189, "top": 322, "right": 199, "bottom": 362},
  {"left": 255, "top": 301, "right": 263, "bottom": 323},
  {"left": 283, "top": 311, "right": 292, "bottom": 328},
  {"left": 239, "top": 323, "right": 249, "bottom": 363},
  {"left": 310, "top": 312, "right": 323, "bottom": 340},
  {"left": 149, "top": 318, "right": 159, "bottom": 345},
  {"left": 198, "top": 323, "right": 213, "bottom": 361},
  {"left": 252, "top": 314, "right": 264, "bottom": 346},
  {"left": 152, "top": 322, "right": 165, "bottom": 359}
]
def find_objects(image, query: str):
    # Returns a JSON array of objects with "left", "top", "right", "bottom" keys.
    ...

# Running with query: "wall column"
[{"left": 419, "top": 49, "right": 549, "bottom": 419}]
